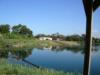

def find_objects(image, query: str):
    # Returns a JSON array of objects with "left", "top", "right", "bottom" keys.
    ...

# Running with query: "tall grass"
[
  {"left": 0, "top": 59, "right": 82, "bottom": 75},
  {"left": 0, "top": 33, "right": 82, "bottom": 50}
]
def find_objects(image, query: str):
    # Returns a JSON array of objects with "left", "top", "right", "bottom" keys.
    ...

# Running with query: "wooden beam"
[
  {"left": 93, "top": 0, "right": 100, "bottom": 11},
  {"left": 83, "top": 0, "right": 93, "bottom": 75}
]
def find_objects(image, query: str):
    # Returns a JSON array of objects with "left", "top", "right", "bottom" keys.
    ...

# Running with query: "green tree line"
[
  {"left": 0, "top": 24, "right": 100, "bottom": 45},
  {"left": 0, "top": 24, "right": 33, "bottom": 37},
  {"left": 35, "top": 33, "right": 100, "bottom": 45}
]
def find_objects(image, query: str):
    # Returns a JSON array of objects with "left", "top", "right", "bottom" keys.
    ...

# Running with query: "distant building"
[
  {"left": 56, "top": 38, "right": 62, "bottom": 41},
  {"left": 39, "top": 37, "right": 52, "bottom": 41}
]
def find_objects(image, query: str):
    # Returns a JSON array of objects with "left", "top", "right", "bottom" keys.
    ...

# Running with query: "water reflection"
[
  {"left": 0, "top": 46, "right": 99, "bottom": 59},
  {"left": 0, "top": 46, "right": 100, "bottom": 75},
  {"left": 0, "top": 50, "right": 9, "bottom": 58},
  {"left": 0, "top": 48, "right": 32, "bottom": 59}
]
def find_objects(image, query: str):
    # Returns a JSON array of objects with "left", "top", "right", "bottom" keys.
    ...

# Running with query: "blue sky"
[{"left": 0, "top": 0, "right": 100, "bottom": 37}]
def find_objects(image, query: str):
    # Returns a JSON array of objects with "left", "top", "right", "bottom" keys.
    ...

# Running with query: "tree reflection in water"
[
  {"left": 0, "top": 46, "right": 99, "bottom": 68},
  {"left": 0, "top": 48, "right": 32, "bottom": 60},
  {"left": 0, "top": 46, "right": 99, "bottom": 59}
]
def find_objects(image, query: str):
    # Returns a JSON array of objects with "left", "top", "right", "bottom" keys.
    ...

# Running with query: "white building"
[{"left": 39, "top": 37, "right": 52, "bottom": 41}]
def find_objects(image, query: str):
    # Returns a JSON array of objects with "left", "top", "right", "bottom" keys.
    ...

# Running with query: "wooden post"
[{"left": 83, "top": 0, "right": 93, "bottom": 75}]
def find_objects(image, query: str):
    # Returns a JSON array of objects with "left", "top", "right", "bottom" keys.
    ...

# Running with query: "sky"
[{"left": 0, "top": 0, "right": 100, "bottom": 37}]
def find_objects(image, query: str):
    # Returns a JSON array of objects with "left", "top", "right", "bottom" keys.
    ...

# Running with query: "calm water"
[
  {"left": 1, "top": 46, "right": 100, "bottom": 75},
  {"left": 26, "top": 48, "right": 84, "bottom": 73}
]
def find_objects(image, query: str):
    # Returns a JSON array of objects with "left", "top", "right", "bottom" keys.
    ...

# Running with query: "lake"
[{"left": 1, "top": 46, "right": 100, "bottom": 75}]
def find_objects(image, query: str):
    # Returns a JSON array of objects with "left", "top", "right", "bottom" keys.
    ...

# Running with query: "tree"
[
  {"left": 0, "top": 24, "right": 10, "bottom": 33},
  {"left": 35, "top": 34, "right": 46, "bottom": 38},
  {"left": 65, "top": 34, "right": 83, "bottom": 41},
  {"left": 51, "top": 33, "right": 65, "bottom": 40},
  {"left": 12, "top": 24, "right": 22, "bottom": 34},
  {"left": 12, "top": 24, "right": 33, "bottom": 37}
]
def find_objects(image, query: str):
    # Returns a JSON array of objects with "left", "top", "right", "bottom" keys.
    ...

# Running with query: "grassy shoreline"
[
  {"left": 1, "top": 33, "right": 100, "bottom": 49},
  {"left": 0, "top": 59, "right": 82, "bottom": 75},
  {"left": 0, "top": 37, "right": 81, "bottom": 49}
]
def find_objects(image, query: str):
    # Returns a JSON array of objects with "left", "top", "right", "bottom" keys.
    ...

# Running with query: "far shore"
[{"left": 0, "top": 38, "right": 82, "bottom": 49}]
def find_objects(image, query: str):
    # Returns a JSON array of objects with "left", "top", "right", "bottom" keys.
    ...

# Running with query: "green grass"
[
  {"left": 0, "top": 38, "right": 81, "bottom": 49},
  {"left": 0, "top": 33, "right": 82, "bottom": 49},
  {"left": 0, "top": 59, "right": 82, "bottom": 75}
]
